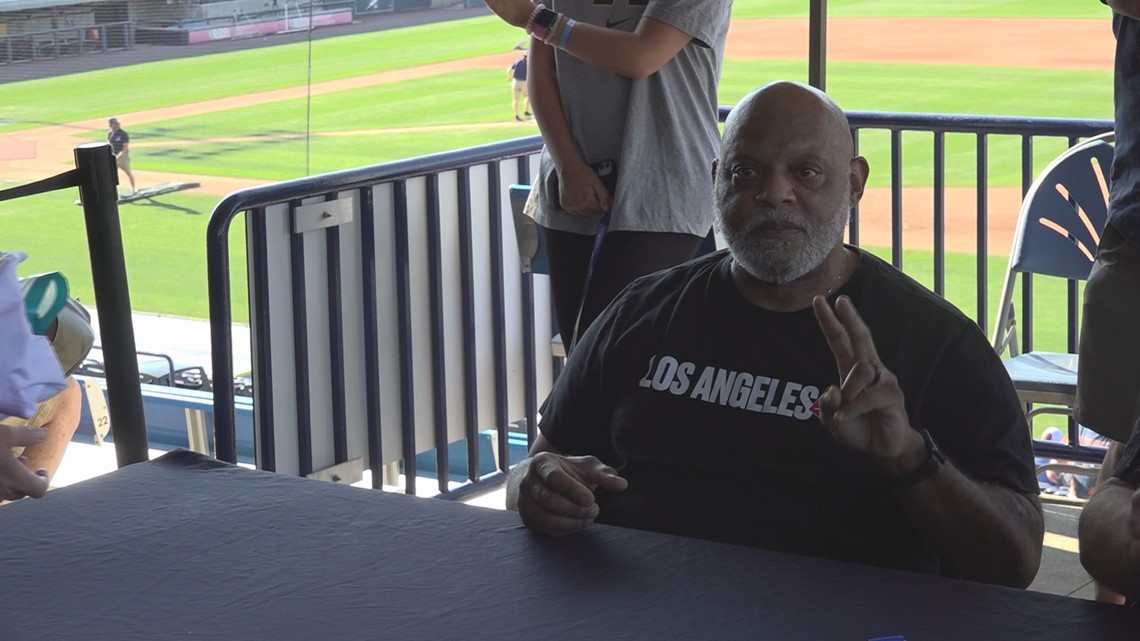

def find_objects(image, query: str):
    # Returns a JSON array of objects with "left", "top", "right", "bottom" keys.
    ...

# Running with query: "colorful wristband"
[
  {"left": 524, "top": 4, "right": 548, "bottom": 39},
  {"left": 557, "top": 17, "right": 576, "bottom": 50}
]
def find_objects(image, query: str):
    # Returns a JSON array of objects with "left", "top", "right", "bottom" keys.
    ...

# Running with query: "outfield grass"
[
  {"left": 1, "top": 186, "right": 249, "bottom": 322},
  {"left": 0, "top": 15, "right": 521, "bottom": 132},
  {"left": 65, "top": 60, "right": 1108, "bottom": 184},
  {"left": 731, "top": 0, "right": 1110, "bottom": 19}
]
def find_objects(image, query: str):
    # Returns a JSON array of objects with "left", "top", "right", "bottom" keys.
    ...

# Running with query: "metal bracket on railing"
[{"left": 293, "top": 196, "right": 354, "bottom": 234}]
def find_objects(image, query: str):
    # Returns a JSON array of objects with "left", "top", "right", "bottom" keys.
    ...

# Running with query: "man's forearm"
[
  {"left": 1080, "top": 480, "right": 1140, "bottom": 599},
  {"left": 898, "top": 461, "right": 1044, "bottom": 587}
]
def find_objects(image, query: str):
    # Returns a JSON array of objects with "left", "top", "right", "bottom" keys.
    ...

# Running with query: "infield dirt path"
[{"left": 0, "top": 17, "right": 1114, "bottom": 253}]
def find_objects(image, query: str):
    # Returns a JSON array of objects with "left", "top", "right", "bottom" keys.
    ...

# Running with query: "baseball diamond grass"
[{"left": 67, "top": 59, "right": 1110, "bottom": 186}]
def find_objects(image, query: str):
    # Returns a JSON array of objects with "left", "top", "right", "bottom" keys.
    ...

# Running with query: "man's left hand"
[
  {"left": 483, "top": 0, "right": 535, "bottom": 29},
  {"left": 812, "top": 295, "right": 925, "bottom": 473}
]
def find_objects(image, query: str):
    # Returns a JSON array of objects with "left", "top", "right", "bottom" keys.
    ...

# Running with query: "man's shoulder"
[{"left": 622, "top": 250, "right": 727, "bottom": 299}]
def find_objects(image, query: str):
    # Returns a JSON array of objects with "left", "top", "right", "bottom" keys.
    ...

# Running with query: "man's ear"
[
  {"left": 849, "top": 156, "right": 869, "bottom": 205},
  {"left": 711, "top": 159, "right": 719, "bottom": 181}
]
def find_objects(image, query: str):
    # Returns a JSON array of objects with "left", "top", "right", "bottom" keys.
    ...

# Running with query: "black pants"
[{"left": 542, "top": 226, "right": 703, "bottom": 352}]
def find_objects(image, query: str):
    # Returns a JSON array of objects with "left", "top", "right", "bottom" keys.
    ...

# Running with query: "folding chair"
[{"left": 991, "top": 134, "right": 1114, "bottom": 469}]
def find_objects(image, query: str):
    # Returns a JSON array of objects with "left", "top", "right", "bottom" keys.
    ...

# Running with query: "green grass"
[
  {"left": 2, "top": 186, "right": 249, "bottom": 322},
  {"left": 0, "top": 15, "right": 521, "bottom": 132},
  {"left": 731, "top": 0, "right": 1111, "bottom": 19},
  {"left": 83, "top": 60, "right": 1108, "bottom": 185}
]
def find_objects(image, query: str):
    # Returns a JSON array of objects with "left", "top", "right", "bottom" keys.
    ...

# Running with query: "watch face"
[{"left": 535, "top": 7, "right": 559, "bottom": 29}]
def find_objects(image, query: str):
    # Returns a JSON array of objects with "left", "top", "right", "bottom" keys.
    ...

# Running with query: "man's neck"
[{"left": 730, "top": 245, "right": 853, "bottom": 312}]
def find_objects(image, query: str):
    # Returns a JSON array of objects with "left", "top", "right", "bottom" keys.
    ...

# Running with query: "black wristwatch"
[
  {"left": 891, "top": 429, "right": 946, "bottom": 489},
  {"left": 529, "top": 7, "right": 560, "bottom": 40}
]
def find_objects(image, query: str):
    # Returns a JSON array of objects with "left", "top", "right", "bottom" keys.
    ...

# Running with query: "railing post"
[
  {"left": 74, "top": 142, "right": 149, "bottom": 467},
  {"left": 808, "top": 0, "right": 827, "bottom": 90}
]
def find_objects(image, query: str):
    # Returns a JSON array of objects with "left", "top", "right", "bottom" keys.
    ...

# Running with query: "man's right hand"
[
  {"left": 0, "top": 425, "right": 50, "bottom": 501},
  {"left": 556, "top": 162, "right": 612, "bottom": 216},
  {"left": 515, "top": 452, "right": 627, "bottom": 536}
]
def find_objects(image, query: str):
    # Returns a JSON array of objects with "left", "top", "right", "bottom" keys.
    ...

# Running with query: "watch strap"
[{"left": 891, "top": 429, "right": 944, "bottom": 489}]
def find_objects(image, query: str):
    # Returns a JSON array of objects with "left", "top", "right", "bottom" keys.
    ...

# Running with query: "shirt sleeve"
[
  {"left": 643, "top": 0, "right": 731, "bottom": 49},
  {"left": 1113, "top": 423, "right": 1140, "bottom": 486},
  {"left": 538, "top": 292, "right": 636, "bottom": 466},
  {"left": 915, "top": 324, "right": 1040, "bottom": 495}
]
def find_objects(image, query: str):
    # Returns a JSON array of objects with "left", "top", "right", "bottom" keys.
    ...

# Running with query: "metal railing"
[
  {"left": 207, "top": 111, "right": 1113, "bottom": 498},
  {"left": 0, "top": 21, "right": 134, "bottom": 65},
  {"left": 0, "top": 143, "right": 149, "bottom": 467}
]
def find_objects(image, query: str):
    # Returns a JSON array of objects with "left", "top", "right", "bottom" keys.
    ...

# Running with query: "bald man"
[{"left": 506, "top": 81, "right": 1044, "bottom": 588}]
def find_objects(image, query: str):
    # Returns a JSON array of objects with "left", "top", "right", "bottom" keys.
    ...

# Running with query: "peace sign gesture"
[{"left": 812, "top": 295, "right": 925, "bottom": 473}]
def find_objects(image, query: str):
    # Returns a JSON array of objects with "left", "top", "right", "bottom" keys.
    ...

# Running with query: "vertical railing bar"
[
  {"left": 74, "top": 143, "right": 148, "bottom": 467},
  {"left": 1020, "top": 135, "right": 1035, "bottom": 354},
  {"left": 457, "top": 167, "right": 481, "bottom": 483},
  {"left": 425, "top": 173, "right": 451, "bottom": 493},
  {"left": 393, "top": 180, "right": 417, "bottom": 495},
  {"left": 488, "top": 162, "right": 510, "bottom": 471},
  {"left": 849, "top": 128, "right": 860, "bottom": 246},
  {"left": 251, "top": 207, "right": 277, "bottom": 471},
  {"left": 891, "top": 129, "right": 903, "bottom": 269},
  {"left": 933, "top": 131, "right": 946, "bottom": 296},
  {"left": 289, "top": 198, "right": 314, "bottom": 477},
  {"left": 325, "top": 193, "right": 348, "bottom": 465},
  {"left": 358, "top": 185, "right": 384, "bottom": 488},
  {"left": 518, "top": 155, "right": 539, "bottom": 460},
  {"left": 975, "top": 134, "right": 989, "bottom": 330}
]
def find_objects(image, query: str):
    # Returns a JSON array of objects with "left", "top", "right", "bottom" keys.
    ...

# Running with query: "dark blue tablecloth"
[{"left": 1, "top": 450, "right": 1137, "bottom": 640}]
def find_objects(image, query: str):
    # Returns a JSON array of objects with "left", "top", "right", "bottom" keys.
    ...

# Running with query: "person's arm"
[
  {"left": 484, "top": 1, "right": 695, "bottom": 79},
  {"left": 814, "top": 296, "right": 1044, "bottom": 588},
  {"left": 1107, "top": 0, "right": 1140, "bottom": 20},
  {"left": 527, "top": 38, "right": 610, "bottom": 215},
  {"left": 1080, "top": 440, "right": 1140, "bottom": 600},
  {"left": 505, "top": 432, "right": 628, "bottom": 536},
  {"left": 18, "top": 377, "right": 81, "bottom": 480}
]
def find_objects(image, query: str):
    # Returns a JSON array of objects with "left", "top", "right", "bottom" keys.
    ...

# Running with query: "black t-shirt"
[
  {"left": 108, "top": 129, "right": 129, "bottom": 154},
  {"left": 541, "top": 248, "right": 1038, "bottom": 576}
]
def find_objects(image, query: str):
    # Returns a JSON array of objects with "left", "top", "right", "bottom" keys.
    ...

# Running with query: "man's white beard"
[{"left": 715, "top": 193, "right": 851, "bottom": 285}]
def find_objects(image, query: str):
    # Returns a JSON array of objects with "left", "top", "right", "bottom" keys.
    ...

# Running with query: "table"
[{"left": 3, "top": 451, "right": 1137, "bottom": 640}]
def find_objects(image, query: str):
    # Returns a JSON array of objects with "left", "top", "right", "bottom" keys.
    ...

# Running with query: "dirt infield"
[{"left": 0, "top": 17, "right": 1112, "bottom": 252}]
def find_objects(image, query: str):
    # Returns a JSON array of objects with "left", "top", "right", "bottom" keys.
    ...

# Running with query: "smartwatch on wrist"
[
  {"left": 528, "top": 7, "right": 560, "bottom": 41},
  {"left": 891, "top": 429, "right": 946, "bottom": 489}
]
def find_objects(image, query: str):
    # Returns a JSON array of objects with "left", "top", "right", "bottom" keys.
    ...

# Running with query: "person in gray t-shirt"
[{"left": 483, "top": 0, "right": 732, "bottom": 349}]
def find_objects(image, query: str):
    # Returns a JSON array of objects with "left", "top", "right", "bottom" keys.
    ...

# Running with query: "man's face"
[
  {"left": 109, "top": 121, "right": 119, "bottom": 131},
  {"left": 713, "top": 103, "right": 857, "bottom": 285}
]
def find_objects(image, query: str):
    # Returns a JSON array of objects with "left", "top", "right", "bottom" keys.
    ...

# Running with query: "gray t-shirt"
[{"left": 533, "top": 0, "right": 732, "bottom": 237}]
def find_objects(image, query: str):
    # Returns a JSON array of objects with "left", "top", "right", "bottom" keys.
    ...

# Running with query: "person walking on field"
[
  {"left": 107, "top": 118, "right": 136, "bottom": 196},
  {"left": 509, "top": 52, "right": 532, "bottom": 122}
]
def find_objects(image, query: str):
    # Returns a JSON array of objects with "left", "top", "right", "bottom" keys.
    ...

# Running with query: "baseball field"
[{"left": 0, "top": 0, "right": 1118, "bottom": 355}]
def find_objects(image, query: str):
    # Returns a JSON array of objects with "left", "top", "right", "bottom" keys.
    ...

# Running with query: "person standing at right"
[
  {"left": 482, "top": 0, "right": 732, "bottom": 349},
  {"left": 107, "top": 117, "right": 137, "bottom": 196},
  {"left": 1076, "top": 0, "right": 1140, "bottom": 605}
]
